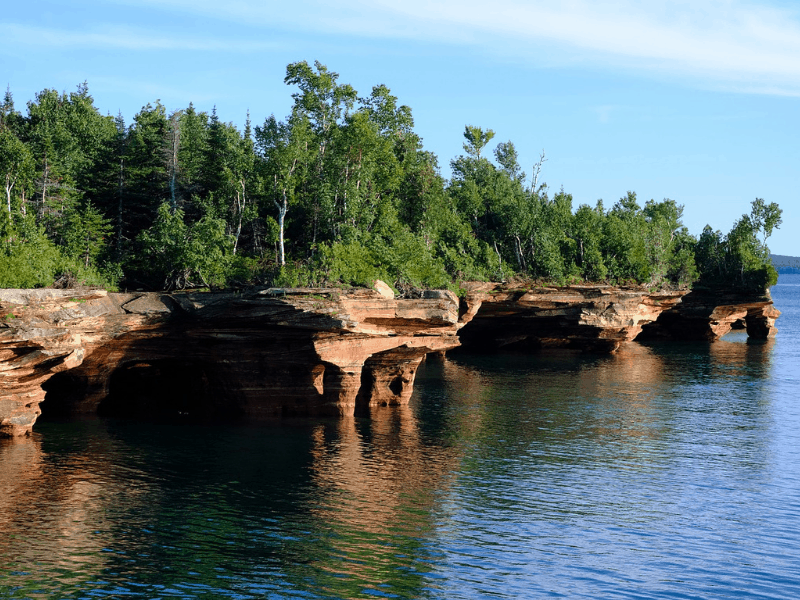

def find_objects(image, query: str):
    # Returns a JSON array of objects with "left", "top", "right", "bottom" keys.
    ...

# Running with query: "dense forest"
[{"left": 0, "top": 61, "right": 782, "bottom": 294}]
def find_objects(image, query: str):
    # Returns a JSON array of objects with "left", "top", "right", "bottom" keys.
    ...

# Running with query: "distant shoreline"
[{"left": 771, "top": 254, "right": 800, "bottom": 274}]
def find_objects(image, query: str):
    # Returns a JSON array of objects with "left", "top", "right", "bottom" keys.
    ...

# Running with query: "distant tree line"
[
  {"left": 770, "top": 254, "right": 800, "bottom": 275},
  {"left": 0, "top": 61, "right": 782, "bottom": 293}
]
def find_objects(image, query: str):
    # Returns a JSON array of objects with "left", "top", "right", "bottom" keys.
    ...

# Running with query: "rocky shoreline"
[{"left": 0, "top": 282, "right": 779, "bottom": 437}]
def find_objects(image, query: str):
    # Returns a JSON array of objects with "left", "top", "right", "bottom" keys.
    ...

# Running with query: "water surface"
[{"left": 2, "top": 275, "right": 799, "bottom": 599}]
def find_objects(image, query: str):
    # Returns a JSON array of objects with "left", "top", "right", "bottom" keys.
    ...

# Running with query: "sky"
[{"left": 2, "top": 0, "right": 798, "bottom": 255}]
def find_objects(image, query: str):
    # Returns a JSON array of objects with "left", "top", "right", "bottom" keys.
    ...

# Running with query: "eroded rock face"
[
  {"left": 456, "top": 283, "right": 687, "bottom": 352},
  {"left": 637, "top": 287, "right": 780, "bottom": 341},
  {"left": 456, "top": 283, "right": 779, "bottom": 352},
  {"left": 0, "top": 281, "right": 780, "bottom": 437},
  {"left": 0, "top": 286, "right": 460, "bottom": 437}
]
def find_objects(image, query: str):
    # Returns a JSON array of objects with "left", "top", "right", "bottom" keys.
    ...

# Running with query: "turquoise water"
[{"left": 2, "top": 275, "right": 799, "bottom": 599}]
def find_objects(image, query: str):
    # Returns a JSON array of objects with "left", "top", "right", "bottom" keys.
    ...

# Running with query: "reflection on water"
[
  {"left": 1, "top": 277, "right": 799, "bottom": 599},
  {"left": 417, "top": 338, "right": 793, "bottom": 599},
  {"left": 0, "top": 432, "right": 113, "bottom": 597},
  {"left": 306, "top": 406, "right": 460, "bottom": 598}
]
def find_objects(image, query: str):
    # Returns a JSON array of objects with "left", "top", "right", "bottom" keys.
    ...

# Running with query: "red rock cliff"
[
  {"left": 456, "top": 282, "right": 778, "bottom": 352},
  {"left": 0, "top": 282, "right": 779, "bottom": 437},
  {"left": 0, "top": 285, "right": 460, "bottom": 437}
]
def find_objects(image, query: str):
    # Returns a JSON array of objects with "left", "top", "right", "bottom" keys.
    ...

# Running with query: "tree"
[
  {"left": 462, "top": 125, "right": 495, "bottom": 159},
  {"left": 123, "top": 101, "right": 170, "bottom": 241},
  {"left": 63, "top": 201, "right": 113, "bottom": 268},
  {"left": 449, "top": 136, "right": 527, "bottom": 278},
  {"left": 26, "top": 89, "right": 79, "bottom": 232},
  {"left": 137, "top": 203, "right": 233, "bottom": 290},
  {"left": 202, "top": 110, "right": 256, "bottom": 254},
  {"left": 571, "top": 202, "right": 607, "bottom": 281},
  {"left": 494, "top": 141, "right": 525, "bottom": 182},
  {"left": 283, "top": 60, "right": 358, "bottom": 246},
  {"left": 749, "top": 197, "right": 782, "bottom": 245},
  {"left": 694, "top": 198, "right": 781, "bottom": 291},
  {"left": 166, "top": 109, "right": 182, "bottom": 210},
  {"left": 25, "top": 84, "right": 116, "bottom": 238},
  {"left": 642, "top": 199, "right": 686, "bottom": 286},
  {"left": 0, "top": 128, "right": 34, "bottom": 217},
  {"left": 177, "top": 103, "right": 209, "bottom": 207},
  {"left": 256, "top": 113, "right": 311, "bottom": 265},
  {"left": 284, "top": 60, "right": 357, "bottom": 137},
  {"left": 0, "top": 87, "right": 25, "bottom": 136},
  {"left": 601, "top": 192, "right": 650, "bottom": 282},
  {"left": 86, "top": 111, "right": 128, "bottom": 259}
]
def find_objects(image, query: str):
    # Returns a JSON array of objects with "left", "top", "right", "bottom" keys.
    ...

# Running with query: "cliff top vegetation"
[{"left": 0, "top": 62, "right": 782, "bottom": 294}]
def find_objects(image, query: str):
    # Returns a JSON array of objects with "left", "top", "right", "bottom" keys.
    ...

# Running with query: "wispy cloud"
[
  {"left": 102, "top": 0, "right": 800, "bottom": 95},
  {"left": 371, "top": 0, "right": 800, "bottom": 94},
  {"left": 593, "top": 105, "right": 617, "bottom": 124},
  {"left": 7, "top": 1, "right": 800, "bottom": 94},
  {"left": 0, "top": 23, "right": 279, "bottom": 52}
]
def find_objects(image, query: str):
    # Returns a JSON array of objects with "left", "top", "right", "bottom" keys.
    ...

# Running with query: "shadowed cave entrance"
[
  {"left": 40, "top": 359, "right": 243, "bottom": 423},
  {"left": 99, "top": 359, "right": 243, "bottom": 422}
]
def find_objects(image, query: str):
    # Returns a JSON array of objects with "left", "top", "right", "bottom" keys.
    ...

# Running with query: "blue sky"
[{"left": 3, "top": 0, "right": 798, "bottom": 255}]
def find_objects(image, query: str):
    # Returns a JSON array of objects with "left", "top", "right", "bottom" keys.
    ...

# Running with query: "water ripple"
[{"left": 2, "top": 277, "right": 800, "bottom": 598}]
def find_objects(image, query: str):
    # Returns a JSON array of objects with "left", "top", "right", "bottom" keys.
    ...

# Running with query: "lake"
[{"left": 2, "top": 275, "right": 799, "bottom": 599}]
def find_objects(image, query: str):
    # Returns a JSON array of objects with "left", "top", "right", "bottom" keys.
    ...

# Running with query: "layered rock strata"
[
  {"left": 637, "top": 287, "right": 780, "bottom": 341},
  {"left": 0, "top": 286, "right": 460, "bottom": 437},
  {"left": 0, "top": 282, "right": 780, "bottom": 437},
  {"left": 456, "top": 283, "right": 779, "bottom": 352}
]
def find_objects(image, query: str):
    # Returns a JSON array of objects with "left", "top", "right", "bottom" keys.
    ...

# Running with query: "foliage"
[
  {"left": 0, "top": 73, "right": 781, "bottom": 294},
  {"left": 0, "top": 214, "right": 116, "bottom": 289},
  {"left": 136, "top": 204, "right": 233, "bottom": 290},
  {"left": 694, "top": 199, "right": 781, "bottom": 292}
]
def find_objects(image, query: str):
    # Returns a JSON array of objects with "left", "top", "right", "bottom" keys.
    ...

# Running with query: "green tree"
[
  {"left": 462, "top": 125, "right": 495, "bottom": 159},
  {"left": 571, "top": 202, "right": 607, "bottom": 281},
  {"left": 201, "top": 110, "right": 256, "bottom": 254},
  {"left": 86, "top": 111, "right": 128, "bottom": 259},
  {"left": 124, "top": 101, "right": 170, "bottom": 240},
  {"left": 642, "top": 199, "right": 690, "bottom": 286},
  {"left": 283, "top": 60, "right": 358, "bottom": 246},
  {"left": 494, "top": 141, "right": 525, "bottom": 182},
  {"left": 177, "top": 103, "right": 210, "bottom": 207},
  {"left": 256, "top": 113, "right": 312, "bottom": 265},
  {"left": 749, "top": 197, "right": 782, "bottom": 245},
  {"left": 63, "top": 201, "right": 113, "bottom": 268},
  {"left": 0, "top": 128, "right": 34, "bottom": 217},
  {"left": 695, "top": 198, "right": 781, "bottom": 291},
  {"left": 0, "top": 87, "right": 25, "bottom": 136},
  {"left": 25, "top": 84, "right": 116, "bottom": 238},
  {"left": 137, "top": 203, "right": 233, "bottom": 290},
  {"left": 600, "top": 192, "right": 650, "bottom": 282}
]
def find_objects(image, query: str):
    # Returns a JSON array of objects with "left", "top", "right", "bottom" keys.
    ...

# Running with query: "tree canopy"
[{"left": 0, "top": 63, "right": 781, "bottom": 294}]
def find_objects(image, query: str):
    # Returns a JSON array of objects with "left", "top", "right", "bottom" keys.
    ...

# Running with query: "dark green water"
[{"left": 2, "top": 275, "right": 799, "bottom": 599}]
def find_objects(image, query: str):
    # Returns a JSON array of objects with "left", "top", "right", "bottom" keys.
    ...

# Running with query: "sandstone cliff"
[
  {"left": 0, "top": 282, "right": 779, "bottom": 437},
  {"left": 0, "top": 285, "right": 460, "bottom": 437},
  {"left": 456, "top": 282, "right": 778, "bottom": 352}
]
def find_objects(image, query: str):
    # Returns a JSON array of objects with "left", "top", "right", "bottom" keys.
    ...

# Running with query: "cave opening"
[
  {"left": 98, "top": 359, "right": 242, "bottom": 423},
  {"left": 40, "top": 371, "right": 94, "bottom": 419},
  {"left": 388, "top": 375, "right": 404, "bottom": 396},
  {"left": 40, "top": 359, "right": 243, "bottom": 424}
]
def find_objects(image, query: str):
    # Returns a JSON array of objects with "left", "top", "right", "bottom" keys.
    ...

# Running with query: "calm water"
[{"left": 2, "top": 276, "right": 800, "bottom": 599}]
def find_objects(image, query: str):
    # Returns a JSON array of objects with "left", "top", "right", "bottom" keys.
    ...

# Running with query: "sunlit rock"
[
  {"left": 0, "top": 287, "right": 461, "bottom": 436},
  {"left": 0, "top": 282, "right": 779, "bottom": 437},
  {"left": 456, "top": 282, "right": 779, "bottom": 352}
]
